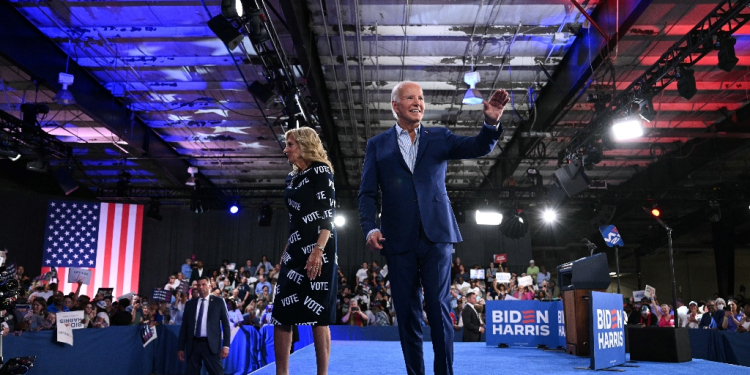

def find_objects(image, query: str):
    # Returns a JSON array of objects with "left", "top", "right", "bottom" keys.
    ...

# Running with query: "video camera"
[{"left": 0, "top": 266, "right": 19, "bottom": 309}]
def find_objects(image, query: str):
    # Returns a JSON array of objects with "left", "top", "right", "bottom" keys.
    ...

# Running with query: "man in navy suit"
[
  {"left": 178, "top": 277, "right": 231, "bottom": 375},
  {"left": 358, "top": 81, "right": 509, "bottom": 375}
]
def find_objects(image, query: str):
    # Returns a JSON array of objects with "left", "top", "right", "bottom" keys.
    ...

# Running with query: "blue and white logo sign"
[
  {"left": 590, "top": 292, "right": 626, "bottom": 370},
  {"left": 599, "top": 225, "right": 624, "bottom": 247},
  {"left": 485, "top": 300, "right": 562, "bottom": 348}
]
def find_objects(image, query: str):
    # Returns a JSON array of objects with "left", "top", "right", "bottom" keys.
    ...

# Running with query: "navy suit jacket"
[
  {"left": 178, "top": 295, "right": 231, "bottom": 356},
  {"left": 359, "top": 124, "right": 502, "bottom": 254}
]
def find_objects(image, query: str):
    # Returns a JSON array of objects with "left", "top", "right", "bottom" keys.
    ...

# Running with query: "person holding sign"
[
  {"left": 650, "top": 293, "right": 674, "bottom": 327},
  {"left": 177, "top": 277, "right": 231, "bottom": 375}
]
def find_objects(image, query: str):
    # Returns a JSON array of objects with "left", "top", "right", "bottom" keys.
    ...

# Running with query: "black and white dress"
[{"left": 273, "top": 161, "right": 338, "bottom": 326}]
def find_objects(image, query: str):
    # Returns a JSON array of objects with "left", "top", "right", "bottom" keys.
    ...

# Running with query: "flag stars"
[
  {"left": 54, "top": 231, "right": 59, "bottom": 235},
  {"left": 63, "top": 254, "right": 68, "bottom": 259},
  {"left": 63, "top": 243, "right": 69, "bottom": 247},
  {"left": 88, "top": 260, "right": 94, "bottom": 265},
  {"left": 65, "top": 220, "right": 70, "bottom": 224},
  {"left": 78, "top": 260, "right": 83, "bottom": 265},
  {"left": 49, "top": 214, "right": 54, "bottom": 218},
  {"left": 48, "top": 225, "right": 53, "bottom": 230},
  {"left": 62, "top": 203, "right": 66, "bottom": 207},
  {"left": 52, "top": 254, "right": 57, "bottom": 258},
  {"left": 66, "top": 209, "right": 71, "bottom": 213},
  {"left": 56, "top": 260, "right": 61, "bottom": 264},
  {"left": 79, "top": 249, "right": 84, "bottom": 253},
  {"left": 84, "top": 255, "right": 89, "bottom": 259},
  {"left": 65, "top": 231, "right": 70, "bottom": 236},
  {"left": 77, "top": 209, "right": 81, "bottom": 214},
  {"left": 55, "top": 220, "right": 60, "bottom": 224},
  {"left": 47, "top": 236, "right": 52, "bottom": 241},
  {"left": 51, "top": 202, "right": 56, "bottom": 207},
  {"left": 67, "top": 260, "right": 72, "bottom": 264},
  {"left": 89, "top": 249, "right": 94, "bottom": 253},
  {"left": 45, "top": 260, "right": 51, "bottom": 264},
  {"left": 56, "top": 208, "right": 60, "bottom": 213},
  {"left": 73, "top": 254, "right": 79, "bottom": 259},
  {"left": 85, "top": 244, "right": 90, "bottom": 248},
  {"left": 53, "top": 242, "right": 58, "bottom": 247},
  {"left": 46, "top": 248, "right": 52, "bottom": 253}
]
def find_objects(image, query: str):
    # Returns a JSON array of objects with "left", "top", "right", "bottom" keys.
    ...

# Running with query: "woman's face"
[
  {"left": 33, "top": 302, "right": 43, "bottom": 314},
  {"left": 689, "top": 304, "right": 697, "bottom": 313},
  {"left": 729, "top": 302, "right": 737, "bottom": 312},
  {"left": 84, "top": 304, "right": 93, "bottom": 315},
  {"left": 660, "top": 305, "right": 670, "bottom": 316},
  {"left": 459, "top": 265, "right": 465, "bottom": 272},
  {"left": 284, "top": 136, "right": 304, "bottom": 167}
]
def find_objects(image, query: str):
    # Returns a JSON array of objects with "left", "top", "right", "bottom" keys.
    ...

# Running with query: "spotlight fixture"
[
  {"left": 500, "top": 208, "right": 528, "bottom": 239},
  {"left": 229, "top": 201, "right": 240, "bottom": 214},
  {"left": 475, "top": 210, "right": 502, "bottom": 225},
  {"left": 676, "top": 68, "right": 697, "bottom": 100},
  {"left": 53, "top": 72, "right": 76, "bottom": 106},
  {"left": 186, "top": 166, "right": 198, "bottom": 186},
  {"left": 221, "top": 0, "right": 245, "bottom": 19},
  {"left": 334, "top": 215, "right": 346, "bottom": 227},
  {"left": 146, "top": 199, "right": 163, "bottom": 222},
  {"left": 245, "top": 7, "right": 270, "bottom": 44},
  {"left": 207, "top": 15, "right": 244, "bottom": 51},
  {"left": 0, "top": 140, "right": 20, "bottom": 161},
  {"left": 717, "top": 35, "right": 739, "bottom": 72},
  {"left": 644, "top": 203, "right": 661, "bottom": 218},
  {"left": 462, "top": 71, "right": 484, "bottom": 105},
  {"left": 542, "top": 208, "right": 557, "bottom": 223},
  {"left": 248, "top": 81, "right": 277, "bottom": 109},
  {"left": 54, "top": 167, "right": 79, "bottom": 195},
  {"left": 611, "top": 117, "right": 644, "bottom": 140},
  {"left": 26, "top": 158, "right": 49, "bottom": 173},
  {"left": 638, "top": 98, "right": 657, "bottom": 122}
]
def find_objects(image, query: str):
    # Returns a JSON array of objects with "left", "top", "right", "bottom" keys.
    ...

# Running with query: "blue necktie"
[{"left": 195, "top": 299, "right": 205, "bottom": 337}]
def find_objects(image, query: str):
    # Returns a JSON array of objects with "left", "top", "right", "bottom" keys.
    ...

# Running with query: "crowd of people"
[{"left": 3, "top": 257, "right": 749, "bottom": 338}]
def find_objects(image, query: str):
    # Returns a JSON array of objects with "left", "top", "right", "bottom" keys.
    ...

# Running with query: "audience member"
[
  {"left": 22, "top": 297, "right": 47, "bottom": 331},
  {"left": 254, "top": 275, "right": 271, "bottom": 297},
  {"left": 637, "top": 305, "right": 658, "bottom": 327},
  {"left": 111, "top": 298, "right": 134, "bottom": 326},
  {"left": 738, "top": 303, "right": 750, "bottom": 333},
  {"left": 699, "top": 299, "right": 726, "bottom": 329},
  {"left": 244, "top": 259, "right": 257, "bottom": 277},
  {"left": 181, "top": 258, "right": 193, "bottom": 281},
  {"left": 355, "top": 263, "right": 369, "bottom": 284},
  {"left": 683, "top": 301, "right": 702, "bottom": 328},
  {"left": 527, "top": 260, "right": 540, "bottom": 281},
  {"left": 722, "top": 299, "right": 743, "bottom": 332},
  {"left": 651, "top": 294, "right": 674, "bottom": 327},
  {"left": 461, "top": 292, "right": 484, "bottom": 342},
  {"left": 342, "top": 300, "right": 368, "bottom": 326},
  {"left": 454, "top": 265, "right": 469, "bottom": 283},
  {"left": 536, "top": 266, "right": 550, "bottom": 285}
]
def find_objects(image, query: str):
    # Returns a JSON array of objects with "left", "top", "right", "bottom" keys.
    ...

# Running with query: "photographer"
[{"left": 342, "top": 299, "right": 368, "bottom": 327}]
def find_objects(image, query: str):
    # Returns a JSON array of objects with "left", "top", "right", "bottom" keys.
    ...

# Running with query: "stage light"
[
  {"left": 462, "top": 71, "right": 484, "bottom": 105},
  {"left": 26, "top": 158, "right": 49, "bottom": 173},
  {"left": 717, "top": 35, "right": 739, "bottom": 72},
  {"left": 186, "top": 166, "right": 198, "bottom": 186},
  {"left": 500, "top": 208, "right": 528, "bottom": 238},
  {"left": 650, "top": 208, "right": 661, "bottom": 217},
  {"left": 207, "top": 15, "right": 244, "bottom": 51},
  {"left": 475, "top": 210, "right": 502, "bottom": 225},
  {"left": 0, "top": 140, "right": 20, "bottom": 161},
  {"left": 611, "top": 118, "right": 643, "bottom": 140},
  {"left": 245, "top": 7, "right": 270, "bottom": 44},
  {"left": 248, "top": 81, "right": 277, "bottom": 109},
  {"left": 334, "top": 215, "right": 346, "bottom": 227},
  {"left": 53, "top": 72, "right": 76, "bottom": 106},
  {"left": 229, "top": 202, "right": 240, "bottom": 214},
  {"left": 221, "top": 0, "right": 244, "bottom": 19},
  {"left": 677, "top": 68, "right": 697, "bottom": 100},
  {"left": 54, "top": 167, "right": 79, "bottom": 195},
  {"left": 638, "top": 98, "right": 656, "bottom": 122},
  {"left": 146, "top": 199, "right": 163, "bottom": 222},
  {"left": 542, "top": 208, "right": 557, "bottom": 223}
]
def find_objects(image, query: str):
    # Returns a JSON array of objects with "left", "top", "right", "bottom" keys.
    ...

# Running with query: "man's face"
[
  {"left": 63, "top": 297, "right": 73, "bottom": 308},
  {"left": 196, "top": 279, "right": 210, "bottom": 298},
  {"left": 259, "top": 275, "right": 265, "bottom": 283},
  {"left": 186, "top": 259, "right": 192, "bottom": 265},
  {"left": 246, "top": 260, "right": 252, "bottom": 267},
  {"left": 17, "top": 266, "right": 24, "bottom": 275},
  {"left": 197, "top": 261, "right": 203, "bottom": 268},
  {"left": 707, "top": 302, "right": 716, "bottom": 312},
  {"left": 54, "top": 292, "right": 64, "bottom": 305},
  {"left": 392, "top": 82, "right": 425, "bottom": 124},
  {"left": 467, "top": 294, "right": 477, "bottom": 304},
  {"left": 177, "top": 273, "right": 184, "bottom": 280}
]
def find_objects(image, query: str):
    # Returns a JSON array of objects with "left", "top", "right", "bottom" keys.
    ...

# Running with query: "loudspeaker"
[
  {"left": 554, "top": 163, "right": 590, "bottom": 197},
  {"left": 54, "top": 168, "right": 79, "bottom": 195},
  {"left": 557, "top": 253, "right": 610, "bottom": 291},
  {"left": 248, "top": 81, "right": 277, "bottom": 109},
  {"left": 258, "top": 202, "right": 273, "bottom": 226},
  {"left": 628, "top": 327, "right": 692, "bottom": 363}
]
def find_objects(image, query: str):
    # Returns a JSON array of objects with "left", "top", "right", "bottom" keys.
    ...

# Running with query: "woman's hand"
[{"left": 305, "top": 247, "right": 324, "bottom": 280}]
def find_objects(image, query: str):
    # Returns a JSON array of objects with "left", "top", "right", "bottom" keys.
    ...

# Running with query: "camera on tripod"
[{"left": 0, "top": 267, "right": 19, "bottom": 309}]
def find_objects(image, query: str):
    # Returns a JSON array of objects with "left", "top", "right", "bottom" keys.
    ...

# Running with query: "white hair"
[{"left": 390, "top": 81, "right": 420, "bottom": 120}]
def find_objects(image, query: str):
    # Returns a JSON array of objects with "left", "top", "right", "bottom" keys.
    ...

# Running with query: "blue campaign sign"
[
  {"left": 485, "top": 300, "right": 561, "bottom": 348},
  {"left": 556, "top": 300, "right": 566, "bottom": 348},
  {"left": 590, "top": 292, "right": 626, "bottom": 370},
  {"left": 599, "top": 225, "right": 624, "bottom": 247}
]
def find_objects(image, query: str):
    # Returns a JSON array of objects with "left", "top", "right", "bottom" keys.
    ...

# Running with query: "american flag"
[{"left": 41, "top": 200, "right": 144, "bottom": 298}]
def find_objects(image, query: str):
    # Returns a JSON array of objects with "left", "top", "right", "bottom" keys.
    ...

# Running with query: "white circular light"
[
  {"left": 235, "top": 0, "right": 244, "bottom": 17},
  {"left": 334, "top": 215, "right": 345, "bottom": 227},
  {"left": 542, "top": 208, "right": 557, "bottom": 223}
]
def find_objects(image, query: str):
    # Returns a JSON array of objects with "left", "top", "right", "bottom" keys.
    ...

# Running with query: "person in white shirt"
[
  {"left": 467, "top": 279, "right": 484, "bottom": 300},
  {"left": 356, "top": 263, "right": 369, "bottom": 284},
  {"left": 455, "top": 276, "right": 470, "bottom": 295},
  {"left": 683, "top": 301, "right": 702, "bottom": 328},
  {"left": 165, "top": 274, "right": 181, "bottom": 291}
]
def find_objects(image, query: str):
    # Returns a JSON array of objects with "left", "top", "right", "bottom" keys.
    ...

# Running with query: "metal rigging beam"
[
  {"left": 279, "top": 1, "right": 350, "bottom": 188},
  {"left": 480, "top": 0, "right": 653, "bottom": 188},
  {"left": 0, "top": 1, "right": 194, "bottom": 187}
]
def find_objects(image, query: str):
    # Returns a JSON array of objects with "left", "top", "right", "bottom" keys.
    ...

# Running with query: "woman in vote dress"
[{"left": 273, "top": 127, "right": 337, "bottom": 375}]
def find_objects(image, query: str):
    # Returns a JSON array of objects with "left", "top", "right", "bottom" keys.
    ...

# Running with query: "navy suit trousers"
[{"left": 387, "top": 234, "right": 454, "bottom": 375}]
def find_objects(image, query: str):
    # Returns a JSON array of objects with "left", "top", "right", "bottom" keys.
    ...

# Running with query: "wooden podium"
[
  {"left": 557, "top": 253, "right": 611, "bottom": 357},
  {"left": 562, "top": 289, "right": 604, "bottom": 356}
]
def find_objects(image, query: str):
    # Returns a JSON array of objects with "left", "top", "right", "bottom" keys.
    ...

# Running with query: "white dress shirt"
[{"left": 194, "top": 296, "right": 210, "bottom": 337}]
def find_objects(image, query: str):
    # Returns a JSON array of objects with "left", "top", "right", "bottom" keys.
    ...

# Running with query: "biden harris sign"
[
  {"left": 485, "top": 300, "right": 563, "bottom": 348},
  {"left": 590, "top": 292, "right": 626, "bottom": 370}
]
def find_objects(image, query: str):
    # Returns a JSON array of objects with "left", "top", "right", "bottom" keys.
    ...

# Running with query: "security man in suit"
[
  {"left": 178, "top": 276, "right": 231, "bottom": 375},
  {"left": 359, "top": 81, "right": 509, "bottom": 375},
  {"left": 461, "top": 293, "right": 484, "bottom": 342}
]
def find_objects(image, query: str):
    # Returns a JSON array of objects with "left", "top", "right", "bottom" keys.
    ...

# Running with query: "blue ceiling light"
[
  {"left": 229, "top": 201, "right": 240, "bottom": 214},
  {"left": 462, "top": 71, "right": 484, "bottom": 105}
]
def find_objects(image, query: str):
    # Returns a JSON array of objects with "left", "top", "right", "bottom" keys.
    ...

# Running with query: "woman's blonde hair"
[{"left": 285, "top": 127, "right": 334, "bottom": 174}]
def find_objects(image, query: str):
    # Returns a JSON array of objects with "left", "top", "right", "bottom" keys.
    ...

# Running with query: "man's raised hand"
[{"left": 482, "top": 89, "right": 510, "bottom": 125}]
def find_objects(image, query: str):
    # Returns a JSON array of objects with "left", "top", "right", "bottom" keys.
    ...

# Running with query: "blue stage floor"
[{"left": 252, "top": 341, "right": 749, "bottom": 374}]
